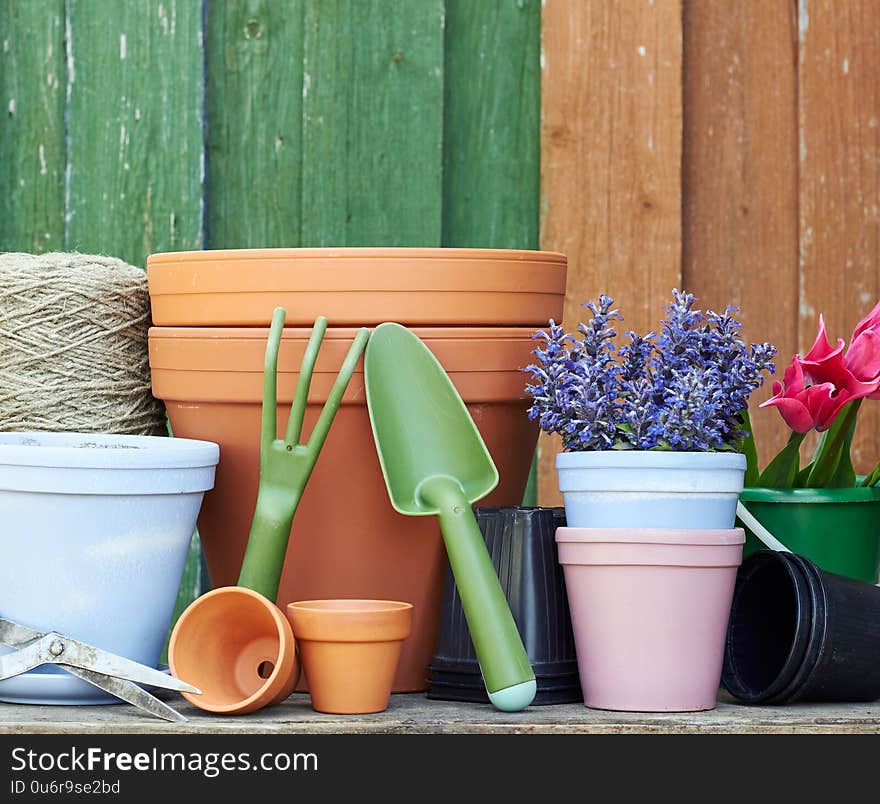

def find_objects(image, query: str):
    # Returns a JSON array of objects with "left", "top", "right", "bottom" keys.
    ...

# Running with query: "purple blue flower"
[{"left": 524, "top": 291, "right": 777, "bottom": 451}]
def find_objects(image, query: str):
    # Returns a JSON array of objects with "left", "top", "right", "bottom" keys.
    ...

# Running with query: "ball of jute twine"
[{"left": 0, "top": 252, "right": 167, "bottom": 436}]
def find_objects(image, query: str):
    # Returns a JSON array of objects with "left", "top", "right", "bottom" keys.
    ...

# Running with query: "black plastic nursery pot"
[
  {"left": 427, "top": 506, "right": 582, "bottom": 705},
  {"left": 722, "top": 550, "right": 880, "bottom": 704}
]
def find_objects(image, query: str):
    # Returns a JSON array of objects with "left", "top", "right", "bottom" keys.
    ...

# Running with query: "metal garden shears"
[{"left": 0, "top": 618, "right": 201, "bottom": 723}]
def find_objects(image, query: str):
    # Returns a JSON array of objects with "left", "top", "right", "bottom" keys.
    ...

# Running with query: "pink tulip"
[
  {"left": 760, "top": 357, "right": 842, "bottom": 433},
  {"left": 847, "top": 300, "right": 880, "bottom": 394},
  {"left": 762, "top": 313, "right": 880, "bottom": 432}
]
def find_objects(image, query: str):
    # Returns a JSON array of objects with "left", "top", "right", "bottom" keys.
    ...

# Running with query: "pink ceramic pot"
[{"left": 556, "top": 527, "right": 745, "bottom": 712}]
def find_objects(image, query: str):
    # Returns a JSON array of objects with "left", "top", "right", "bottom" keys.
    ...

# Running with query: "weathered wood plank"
[
  {"left": 207, "top": 0, "right": 304, "bottom": 248},
  {"left": 65, "top": 0, "right": 204, "bottom": 266},
  {"left": 64, "top": 0, "right": 206, "bottom": 624},
  {"left": 444, "top": 0, "right": 541, "bottom": 505},
  {"left": 0, "top": 0, "right": 66, "bottom": 252},
  {"left": 682, "top": 0, "right": 799, "bottom": 470},
  {"left": 299, "top": 0, "right": 444, "bottom": 246},
  {"left": 538, "top": 0, "right": 683, "bottom": 504},
  {"left": 442, "top": 0, "right": 541, "bottom": 248},
  {"left": 2, "top": 693, "right": 879, "bottom": 735},
  {"left": 798, "top": 0, "right": 880, "bottom": 474}
]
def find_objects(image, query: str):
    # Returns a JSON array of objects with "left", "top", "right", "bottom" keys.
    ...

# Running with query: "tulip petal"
[
  {"left": 780, "top": 357, "right": 806, "bottom": 392},
  {"left": 803, "top": 315, "right": 845, "bottom": 366},
  {"left": 846, "top": 328, "right": 880, "bottom": 382},
  {"left": 852, "top": 299, "right": 880, "bottom": 340},
  {"left": 760, "top": 395, "right": 815, "bottom": 433},
  {"left": 804, "top": 382, "right": 848, "bottom": 432}
]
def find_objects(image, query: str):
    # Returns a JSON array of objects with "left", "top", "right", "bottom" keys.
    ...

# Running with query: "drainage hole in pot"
[
  {"left": 257, "top": 661, "right": 275, "bottom": 679},
  {"left": 728, "top": 560, "right": 797, "bottom": 694}
]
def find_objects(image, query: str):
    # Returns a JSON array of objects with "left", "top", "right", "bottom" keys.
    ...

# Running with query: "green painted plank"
[
  {"left": 442, "top": 0, "right": 541, "bottom": 248},
  {"left": 64, "top": 1, "right": 207, "bottom": 628},
  {"left": 207, "top": 0, "right": 304, "bottom": 248},
  {"left": 0, "top": 0, "right": 66, "bottom": 252},
  {"left": 300, "top": 0, "right": 444, "bottom": 246},
  {"left": 65, "top": 0, "right": 204, "bottom": 267}
]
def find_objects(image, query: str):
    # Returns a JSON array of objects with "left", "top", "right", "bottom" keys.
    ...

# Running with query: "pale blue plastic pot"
[
  {"left": 556, "top": 450, "right": 747, "bottom": 530},
  {"left": 0, "top": 432, "right": 219, "bottom": 705}
]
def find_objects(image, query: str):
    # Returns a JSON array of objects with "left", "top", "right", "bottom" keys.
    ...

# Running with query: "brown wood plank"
[
  {"left": 538, "top": 0, "right": 683, "bottom": 505},
  {"left": 682, "top": 0, "right": 799, "bottom": 471},
  {"left": 1, "top": 694, "right": 878, "bottom": 734},
  {"left": 799, "top": 0, "right": 880, "bottom": 474}
]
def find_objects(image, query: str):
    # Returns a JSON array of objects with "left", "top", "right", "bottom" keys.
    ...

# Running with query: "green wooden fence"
[{"left": 1, "top": 0, "right": 540, "bottom": 621}]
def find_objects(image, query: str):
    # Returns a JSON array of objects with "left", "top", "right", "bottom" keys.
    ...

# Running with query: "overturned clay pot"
[{"left": 169, "top": 587, "right": 300, "bottom": 715}]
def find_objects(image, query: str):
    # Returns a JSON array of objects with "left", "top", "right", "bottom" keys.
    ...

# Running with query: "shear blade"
[{"left": 62, "top": 666, "right": 188, "bottom": 723}]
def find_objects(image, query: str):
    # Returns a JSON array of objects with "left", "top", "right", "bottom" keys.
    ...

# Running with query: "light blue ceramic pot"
[{"left": 556, "top": 451, "right": 746, "bottom": 530}]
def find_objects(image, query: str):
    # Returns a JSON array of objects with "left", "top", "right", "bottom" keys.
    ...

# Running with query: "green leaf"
[
  {"left": 739, "top": 410, "right": 760, "bottom": 487},
  {"left": 758, "top": 430, "right": 806, "bottom": 488},
  {"left": 860, "top": 461, "right": 880, "bottom": 487},
  {"left": 805, "top": 400, "right": 862, "bottom": 488},
  {"left": 795, "top": 462, "right": 814, "bottom": 486},
  {"left": 828, "top": 411, "right": 858, "bottom": 487}
]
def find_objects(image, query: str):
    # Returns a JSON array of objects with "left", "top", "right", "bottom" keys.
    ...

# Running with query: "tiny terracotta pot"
[
  {"left": 169, "top": 587, "right": 300, "bottom": 715},
  {"left": 286, "top": 600, "right": 413, "bottom": 714}
]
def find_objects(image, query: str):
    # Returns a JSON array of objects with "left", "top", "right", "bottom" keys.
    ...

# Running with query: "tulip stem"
[{"left": 805, "top": 399, "right": 862, "bottom": 489}]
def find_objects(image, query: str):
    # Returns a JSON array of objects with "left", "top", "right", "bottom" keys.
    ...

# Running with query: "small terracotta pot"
[
  {"left": 150, "top": 326, "right": 539, "bottom": 691},
  {"left": 286, "top": 600, "right": 413, "bottom": 714},
  {"left": 147, "top": 247, "right": 567, "bottom": 327},
  {"left": 168, "top": 587, "right": 300, "bottom": 715}
]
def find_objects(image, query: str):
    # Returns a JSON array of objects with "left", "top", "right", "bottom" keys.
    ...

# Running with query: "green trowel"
[{"left": 364, "top": 323, "right": 536, "bottom": 712}]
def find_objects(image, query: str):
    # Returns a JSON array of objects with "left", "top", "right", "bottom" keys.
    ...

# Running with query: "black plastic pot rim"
[{"left": 723, "top": 551, "right": 829, "bottom": 705}]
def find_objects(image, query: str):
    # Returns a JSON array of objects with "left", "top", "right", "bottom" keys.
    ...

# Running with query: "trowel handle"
[{"left": 420, "top": 477, "right": 536, "bottom": 712}]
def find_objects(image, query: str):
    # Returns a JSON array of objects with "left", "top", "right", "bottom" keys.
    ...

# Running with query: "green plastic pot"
[{"left": 739, "top": 487, "right": 880, "bottom": 583}]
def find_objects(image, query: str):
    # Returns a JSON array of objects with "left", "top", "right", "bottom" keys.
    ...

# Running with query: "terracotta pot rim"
[
  {"left": 148, "top": 325, "right": 539, "bottom": 340},
  {"left": 169, "top": 586, "right": 297, "bottom": 715},
  {"left": 148, "top": 247, "right": 567, "bottom": 264},
  {"left": 287, "top": 599, "right": 413, "bottom": 614},
  {"left": 286, "top": 600, "right": 413, "bottom": 644}
]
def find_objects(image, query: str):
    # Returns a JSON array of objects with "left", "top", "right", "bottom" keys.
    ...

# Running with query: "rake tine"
[
  {"left": 285, "top": 316, "right": 328, "bottom": 447},
  {"left": 307, "top": 328, "right": 370, "bottom": 455},
  {"left": 261, "top": 308, "right": 287, "bottom": 461}
]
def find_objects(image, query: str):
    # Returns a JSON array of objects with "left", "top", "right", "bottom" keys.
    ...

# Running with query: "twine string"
[{"left": 0, "top": 252, "right": 167, "bottom": 436}]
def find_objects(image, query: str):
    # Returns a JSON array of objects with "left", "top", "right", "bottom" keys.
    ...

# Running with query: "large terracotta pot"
[
  {"left": 146, "top": 247, "right": 567, "bottom": 327},
  {"left": 149, "top": 326, "right": 540, "bottom": 691}
]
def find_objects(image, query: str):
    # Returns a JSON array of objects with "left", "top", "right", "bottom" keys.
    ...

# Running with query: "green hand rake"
[{"left": 237, "top": 307, "right": 370, "bottom": 600}]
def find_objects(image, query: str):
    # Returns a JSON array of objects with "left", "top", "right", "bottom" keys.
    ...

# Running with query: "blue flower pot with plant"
[{"left": 525, "top": 292, "right": 777, "bottom": 529}]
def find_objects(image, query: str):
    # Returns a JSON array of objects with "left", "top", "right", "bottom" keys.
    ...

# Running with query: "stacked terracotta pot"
[{"left": 146, "top": 248, "right": 566, "bottom": 691}]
